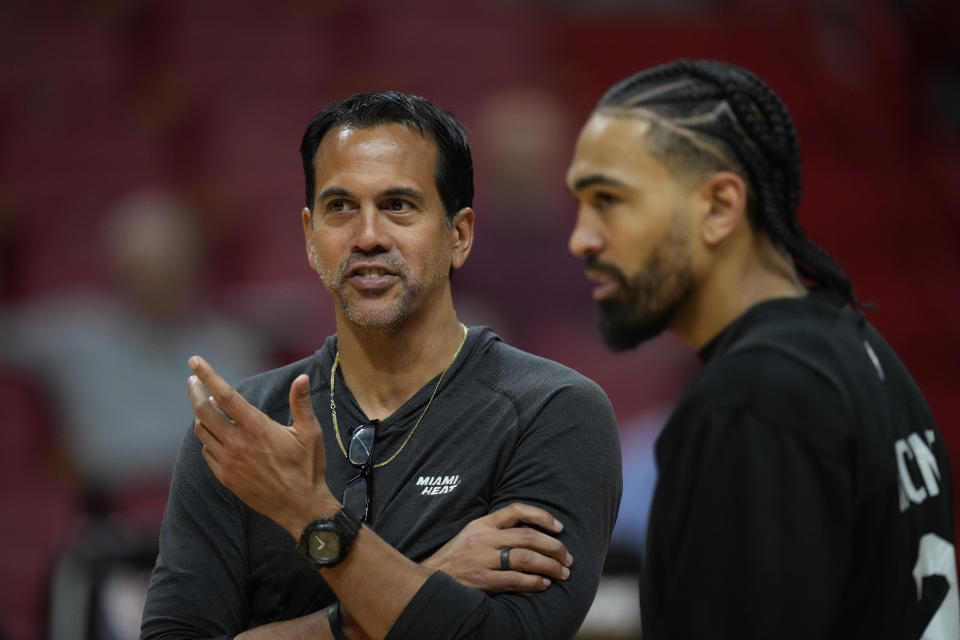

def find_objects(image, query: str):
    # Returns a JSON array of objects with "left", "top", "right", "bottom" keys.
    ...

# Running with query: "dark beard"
[
  {"left": 592, "top": 237, "right": 695, "bottom": 352},
  {"left": 596, "top": 289, "right": 687, "bottom": 351}
]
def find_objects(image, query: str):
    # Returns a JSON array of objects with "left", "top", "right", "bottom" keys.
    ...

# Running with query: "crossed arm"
[
  {"left": 186, "top": 356, "right": 574, "bottom": 640},
  {"left": 231, "top": 505, "right": 570, "bottom": 640}
]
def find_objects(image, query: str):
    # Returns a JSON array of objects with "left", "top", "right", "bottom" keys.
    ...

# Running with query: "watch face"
[{"left": 308, "top": 529, "right": 342, "bottom": 560}]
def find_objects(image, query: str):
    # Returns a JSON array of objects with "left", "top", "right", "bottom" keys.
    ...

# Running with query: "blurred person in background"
[
  {"left": 142, "top": 90, "right": 621, "bottom": 640},
  {"left": 566, "top": 59, "right": 957, "bottom": 639},
  {"left": 455, "top": 87, "right": 586, "bottom": 345},
  {"left": 0, "top": 188, "right": 269, "bottom": 518}
]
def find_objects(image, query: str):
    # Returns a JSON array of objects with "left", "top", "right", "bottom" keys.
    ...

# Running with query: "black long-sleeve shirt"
[
  {"left": 641, "top": 292, "right": 958, "bottom": 639},
  {"left": 141, "top": 327, "right": 622, "bottom": 639}
]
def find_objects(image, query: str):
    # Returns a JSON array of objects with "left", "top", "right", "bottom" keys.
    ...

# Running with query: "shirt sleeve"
[
  {"left": 386, "top": 377, "right": 623, "bottom": 640},
  {"left": 643, "top": 356, "right": 858, "bottom": 639},
  {"left": 140, "top": 426, "right": 249, "bottom": 640}
]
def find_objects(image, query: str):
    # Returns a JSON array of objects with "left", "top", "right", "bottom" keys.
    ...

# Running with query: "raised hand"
[
  {"left": 187, "top": 355, "right": 339, "bottom": 538},
  {"left": 422, "top": 503, "right": 573, "bottom": 593}
]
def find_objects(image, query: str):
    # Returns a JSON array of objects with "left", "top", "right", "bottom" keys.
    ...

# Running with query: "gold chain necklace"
[{"left": 330, "top": 323, "right": 468, "bottom": 468}]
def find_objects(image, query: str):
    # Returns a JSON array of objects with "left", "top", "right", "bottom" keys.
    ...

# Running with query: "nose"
[
  {"left": 568, "top": 208, "right": 604, "bottom": 259},
  {"left": 352, "top": 207, "right": 393, "bottom": 254}
]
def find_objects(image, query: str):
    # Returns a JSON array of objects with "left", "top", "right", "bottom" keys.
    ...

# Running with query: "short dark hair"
[
  {"left": 597, "top": 59, "right": 860, "bottom": 308},
  {"left": 299, "top": 90, "right": 474, "bottom": 227}
]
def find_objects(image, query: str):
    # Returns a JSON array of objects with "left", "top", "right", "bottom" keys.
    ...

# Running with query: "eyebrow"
[
  {"left": 569, "top": 174, "right": 631, "bottom": 193},
  {"left": 316, "top": 187, "right": 350, "bottom": 206},
  {"left": 382, "top": 187, "right": 426, "bottom": 204},
  {"left": 315, "top": 186, "right": 427, "bottom": 207}
]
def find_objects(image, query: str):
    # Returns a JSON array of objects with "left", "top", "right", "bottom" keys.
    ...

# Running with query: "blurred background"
[{"left": 0, "top": 0, "right": 958, "bottom": 638}]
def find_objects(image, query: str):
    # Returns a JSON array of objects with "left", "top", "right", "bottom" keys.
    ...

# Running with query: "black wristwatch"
[{"left": 296, "top": 507, "right": 362, "bottom": 569}]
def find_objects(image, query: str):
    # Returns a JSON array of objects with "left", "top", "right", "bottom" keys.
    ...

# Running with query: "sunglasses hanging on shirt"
[
  {"left": 342, "top": 421, "right": 378, "bottom": 523},
  {"left": 329, "top": 323, "right": 470, "bottom": 525}
]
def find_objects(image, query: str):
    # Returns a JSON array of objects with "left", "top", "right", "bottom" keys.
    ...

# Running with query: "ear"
[
  {"left": 698, "top": 172, "right": 748, "bottom": 247},
  {"left": 449, "top": 207, "right": 475, "bottom": 270},
  {"left": 302, "top": 207, "right": 319, "bottom": 269}
]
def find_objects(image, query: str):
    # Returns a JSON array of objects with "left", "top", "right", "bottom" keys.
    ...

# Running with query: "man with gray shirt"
[{"left": 142, "top": 90, "right": 621, "bottom": 639}]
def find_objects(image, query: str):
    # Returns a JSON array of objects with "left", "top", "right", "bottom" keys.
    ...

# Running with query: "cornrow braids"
[{"left": 598, "top": 59, "right": 862, "bottom": 310}]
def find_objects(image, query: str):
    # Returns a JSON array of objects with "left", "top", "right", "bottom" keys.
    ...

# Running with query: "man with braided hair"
[{"left": 567, "top": 59, "right": 957, "bottom": 639}]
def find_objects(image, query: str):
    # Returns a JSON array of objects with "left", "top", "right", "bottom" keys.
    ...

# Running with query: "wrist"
[
  {"left": 296, "top": 508, "right": 362, "bottom": 570},
  {"left": 287, "top": 489, "right": 342, "bottom": 542}
]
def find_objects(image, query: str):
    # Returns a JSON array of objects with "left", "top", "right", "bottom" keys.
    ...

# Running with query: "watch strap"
[
  {"left": 331, "top": 505, "right": 362, "bottom": 540},
  {"left": 328, "top": 602, "right": 350, "bottom": 640}
]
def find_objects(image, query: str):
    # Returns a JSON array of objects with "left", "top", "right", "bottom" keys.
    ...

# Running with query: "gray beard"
[{"left": 316, "top": 253, "right": 423, "bottom": 332}]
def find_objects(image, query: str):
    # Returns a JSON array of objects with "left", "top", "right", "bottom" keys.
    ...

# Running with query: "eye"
[
  {"left": 385, "top": 198, "right": 413, "bottom": 213},
  {"left": 593, "top": 191, "right": 619, "bottom": 209},
  {"left": 326, "top": 198, "right": 358, "bottom": 215}
]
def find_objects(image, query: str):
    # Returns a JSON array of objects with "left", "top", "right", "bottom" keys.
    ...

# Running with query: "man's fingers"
[
  {"left": 188, "top": 375, "right": 235, "bottom": 441},
  {"left": 288, "top": 374, "right": 318, "bottom": 428},
  {"left": 288, "top": 374, "right": 325, "bottom": 481},
  {"left": 502, "top": 546, "right": 570, "bottom": 582},
  {"left": 497, "top": 532, "right": 572, "bottom": 581},
  {"left": 198, "top": 442, "right": 221, "bottom": 475},
  {"left": 478, "top": 571, "right": 552, "bottom": 594},
  {"left": 193, "top": 417, "right": 223, "bottom": 447},
  {"left": 487, "top": 502, "right": 564, "bottom": 534},
  {"left": 188, "top": 355, "right": 254, "bottom": 422}
]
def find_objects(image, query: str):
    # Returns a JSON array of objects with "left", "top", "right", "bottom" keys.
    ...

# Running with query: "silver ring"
[{"left": 500, "top": 546, "right": 511, "bottom": 571}]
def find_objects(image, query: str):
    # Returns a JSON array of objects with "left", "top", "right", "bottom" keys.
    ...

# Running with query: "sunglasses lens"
[
  {"left": 348, "top": 425, "right": 376, "bottom": 466},
  {"left": 342, "top": 475, "right": 369, "bottom": 522}
]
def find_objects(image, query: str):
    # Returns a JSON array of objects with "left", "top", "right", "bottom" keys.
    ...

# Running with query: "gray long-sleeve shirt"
[{"left": 141, "top": 327, "right": 622, "bottom": 639}]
